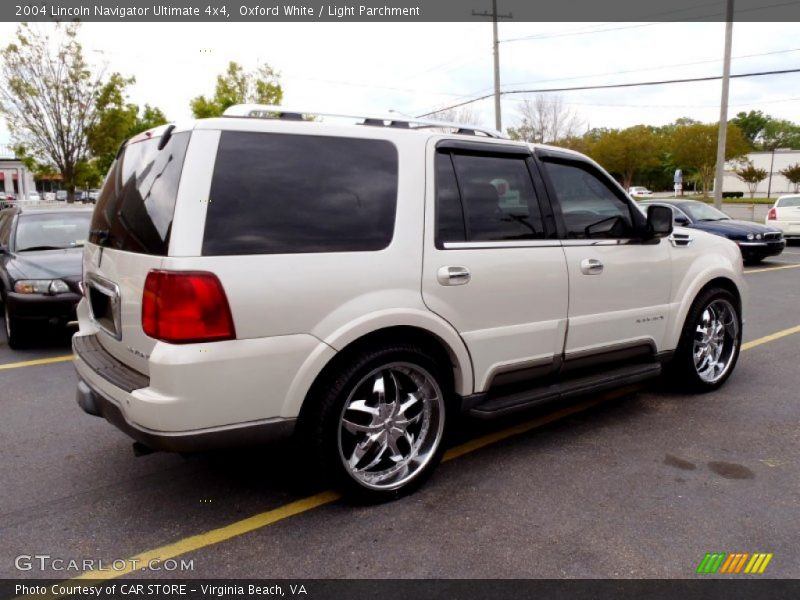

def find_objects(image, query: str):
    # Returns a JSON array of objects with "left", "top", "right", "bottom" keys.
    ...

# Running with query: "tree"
[
  {"left": 190, "top": 62, "right": 282, "bottom": 118},
  {"left": 0, "top": 23, "right": 106, "bottom": 201},
  {"left": 507, "top": 94, "right": 583, "bottom": 144},
  {"left": 669, "top": 122, "right": 750, "bottom": 197},
  {"left": 731, "top": 110, "right": 769, "bottom": 148},
  {"left": 780, "top": 163, "right": 800, "bottom": 193},
  {"left": 761, "top": 119, "right": 800, "bottom": 150},
  {"left": 586, "top": 125, "right": 661, "bottom": 190},
  {"left": 734, "top": 161, "right": 768, "bottom": 198},
  {"left": 86, "top": 74, "right": 168, "bottom": 175}
]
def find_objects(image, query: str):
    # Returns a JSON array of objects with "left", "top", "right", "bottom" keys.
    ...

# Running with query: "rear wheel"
[
  {"left": 671, "top": 287, "right": 741, "bottom": 392},
  {"left": 300, "top": 343, "right": 450, "bottom": 501}
]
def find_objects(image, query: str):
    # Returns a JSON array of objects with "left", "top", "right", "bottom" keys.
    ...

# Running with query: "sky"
[{"left": 0, "top": 20, "right": 799, "bottom": 145}]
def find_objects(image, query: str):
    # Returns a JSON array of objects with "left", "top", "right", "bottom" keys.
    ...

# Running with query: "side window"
[
  {"left": 435, "top": 152, "right": 466, "bottom": 244},
  {"left": 203, "top": 132, "right": 398, "bottom": 255},
  {"left": 451, "top": 153, "right": 544, "bottom": 242},
  {"left": 543, "top": 160, "right": 635, "bottom": 239}
]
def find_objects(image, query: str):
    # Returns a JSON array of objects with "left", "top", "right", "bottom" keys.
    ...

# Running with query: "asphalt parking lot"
[{"left": 1, "top": 246, "right": 799, "bottom": 582}]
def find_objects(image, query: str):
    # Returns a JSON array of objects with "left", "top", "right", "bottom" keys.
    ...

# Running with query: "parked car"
[
  {"left": 43, "top": 192, "right": 56, "bottom": 202},
  {"left": 0, "top": 207, "right": 92, "bottom": 348},
  {"left": 27, "top": 192, "right": 41, "bottom": 202},
  {"left": 55, "top": 190, "right": 67, "bottom": 201},
  {"left": 641, "top": 199, "right": 785, "bottom": 264},
  {"left": 628, "top": 186, "right": 653, "bottom": 198},
  {"left": 72, "top": 107, "right": 745, "bottom": 500},
  {"left": 766, "top": 194, "right": 800, "bottom": 240},
  {"left": 88, "top": 189, "right": 100, "bottom": 203}
]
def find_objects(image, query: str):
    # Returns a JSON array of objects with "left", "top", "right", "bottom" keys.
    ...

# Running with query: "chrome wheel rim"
[
  {"left": 337, "top": 362, "right": 445, "bottom": 491},
  {"left": 693, "top": 299, "right": 739, "bottom": 384}
]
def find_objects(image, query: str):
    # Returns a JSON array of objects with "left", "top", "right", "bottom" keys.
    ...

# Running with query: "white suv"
[{"left": 73, "top": 106, "right": 746, "bottom": 499}]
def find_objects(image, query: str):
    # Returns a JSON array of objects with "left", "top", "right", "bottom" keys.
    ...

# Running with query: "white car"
[
  {"left": 628, "top": 186, "right": 654, "bottom": 197},
  {"left": 766, "top": 194, "right": 800, "bottom": 239},
  {"left": 43, "top": 192, "right": 56, "bottom": 201},
  {"left": 73, "top": 106, "right": 746, "bottom": 499}
]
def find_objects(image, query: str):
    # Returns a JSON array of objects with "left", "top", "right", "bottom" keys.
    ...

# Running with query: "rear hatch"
[
  {"left": 776, "top": 200, "right": 800, "bottom": 228},
  {"left": 82, "top": 128, "right": 191, "bottom": 375}
]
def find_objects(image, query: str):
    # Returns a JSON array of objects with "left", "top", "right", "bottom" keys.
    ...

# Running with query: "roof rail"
[{"left": 221, "top": 104, "right": 507, "bottom": 139}]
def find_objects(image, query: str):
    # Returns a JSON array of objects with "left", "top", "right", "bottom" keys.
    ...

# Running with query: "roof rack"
[{"left": 221, "top": 104, "right": 507, "bottom": 139}]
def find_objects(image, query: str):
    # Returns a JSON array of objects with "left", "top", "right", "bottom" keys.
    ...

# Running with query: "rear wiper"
[{"left": 17, "top": 245, "right": 64, "bottom": 251}]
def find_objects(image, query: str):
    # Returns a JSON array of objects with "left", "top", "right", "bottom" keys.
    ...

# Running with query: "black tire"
[
  {"left": 3, "top": 298, "right": 28, "bottom": 350},
  {"left": 670, "top": 287, "right": 741, "bottom": 392},
  {"left": 297, "top": 342, "right": 452, "bottom": 502}
]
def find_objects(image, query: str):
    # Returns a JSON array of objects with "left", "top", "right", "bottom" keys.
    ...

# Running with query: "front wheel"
[
  {"left": 3, "top": 299, "right": 28, "bottom": 350},
  {"left": 671, "top": 287, "right": 741, "bottom": 392},
  {"left": 300, "top": 343, "right": 450, "bottom": 501}
]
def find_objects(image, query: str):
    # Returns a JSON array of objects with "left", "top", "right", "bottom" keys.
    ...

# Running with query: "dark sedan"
[
  {"left": 641, "top": 199, "right": 785, "bottom": 264},
  {"left": 0, "top": 207, "right": 91, "bottom": 348}
]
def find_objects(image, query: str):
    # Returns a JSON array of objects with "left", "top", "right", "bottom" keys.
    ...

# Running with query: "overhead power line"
[{"left": 416, "top": 67, "right": 800, "bottom": 117}]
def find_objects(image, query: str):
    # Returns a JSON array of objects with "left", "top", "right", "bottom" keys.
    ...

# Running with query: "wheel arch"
[{"left": 282, "top": 317, "right": 474, "bottom": 420}]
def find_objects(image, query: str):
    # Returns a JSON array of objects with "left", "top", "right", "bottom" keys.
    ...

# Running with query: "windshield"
[
  {"left": 15, "top": 212, "right": 91, "bottom": 251},
  {"left": 679, "top": 202, "right": 730, "bottom": 222},
  {"left": 777, "top": 196, "right": 800, "bottom": 208}
]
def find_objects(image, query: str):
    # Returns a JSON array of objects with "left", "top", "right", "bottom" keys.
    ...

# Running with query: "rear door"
[
  {"left": 81, "top": 128, "right": 192, "bottom": 374},
  {"left": 422, "top": 140, "right": 568, "bottom": 393}
]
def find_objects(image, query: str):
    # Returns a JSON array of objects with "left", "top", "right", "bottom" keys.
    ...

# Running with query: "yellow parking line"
[
  {"left": 745, "top": 263, "right": 800, "bottom": 274},
  {"left": 16, "top": 323, "right": 800, "bottom": 597},
  {"left": 741, "top": 324, "right": 800, "bottom": 351},
  {"left": 0, "top": 354, "right": 73, "bottom": 370}
]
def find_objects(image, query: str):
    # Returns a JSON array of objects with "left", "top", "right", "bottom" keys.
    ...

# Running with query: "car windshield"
[
  {"left": 15, "top": 212, "right": 91, "bottom": 251},
  {"left": 778, "top": 196, "right": 800, "bottom": 208},
  {"left": 679, "top": 202, "right": 730, "bottom": 222}
]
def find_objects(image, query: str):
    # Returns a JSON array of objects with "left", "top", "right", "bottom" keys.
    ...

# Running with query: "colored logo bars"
[{"left": 697, "top": 552, "right": 773, "bottom": 574}]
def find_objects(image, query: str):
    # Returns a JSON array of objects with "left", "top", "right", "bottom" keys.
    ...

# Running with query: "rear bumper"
[
  {"left": 73, "top": 333, "right": 299, "bottom": 452},
  {"left": 769, "top": 221, "right": 800, "bottom": 238},
  {"left": 6, "top": 291, "right": 81, "bottom": 322},
  {"left": 76, "top": 379, "right": 296, "bottom": 452}
]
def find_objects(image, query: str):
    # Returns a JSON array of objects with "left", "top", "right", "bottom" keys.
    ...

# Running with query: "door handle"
[
  {"left": 580, "top": 258, "right": 603, "bottom": 275},
  {"left": 437, "top": 266, "right": 471, "bottom": 286}
]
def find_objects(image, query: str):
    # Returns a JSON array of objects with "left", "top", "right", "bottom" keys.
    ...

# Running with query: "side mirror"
[{"left": 646, "top": 205, "right": 673, "bottom": 238}]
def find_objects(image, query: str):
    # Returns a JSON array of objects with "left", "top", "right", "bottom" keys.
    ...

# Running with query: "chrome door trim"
[{"left": 443, "top": 240, "right": 561, "bottom": 249}]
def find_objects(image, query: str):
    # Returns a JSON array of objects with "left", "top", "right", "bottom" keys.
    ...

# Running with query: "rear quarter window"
[{"left": 202, "top": 132, "right": 398, "bottom": 255}]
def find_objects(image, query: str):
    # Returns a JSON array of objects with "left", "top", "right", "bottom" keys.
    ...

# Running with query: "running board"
[{"left": 469, "top": 362, "right": 661, "bottom": 419}]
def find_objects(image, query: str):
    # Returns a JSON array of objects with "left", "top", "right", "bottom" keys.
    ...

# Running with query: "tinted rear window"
[
  {"left": 89, "top": 131, "right": 190, "bottom": 255},
  {"left": 202, "top": 132, "right": 398, "bottom": 255}
]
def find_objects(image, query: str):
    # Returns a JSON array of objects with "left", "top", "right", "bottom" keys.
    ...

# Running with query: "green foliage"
[
  {"left": 731, "top": 110, "right": 769, "bottom": 148},
  {"left": 86, "top": 73, "right": 168, "bottom": 175},
  {"left": 0, "top": 23, "right": 105, "bottom": 200},
  {"left": 761, "top": 119, "right": 800, "bottom": 150},
  {"left": 669, "top": 122, "right": 750, "bottom": 197},
  {"left": 780, "top": 163, "right": 800, "bottom": 192},
  {"left": 734, "top": 161, "right": 768, "bottom": 198},
  {"left": 190, "top": 62, "right": 283, "bottom": 118},
  {"left": 586, "top": 125, "right": 661, "bottom": 189}
]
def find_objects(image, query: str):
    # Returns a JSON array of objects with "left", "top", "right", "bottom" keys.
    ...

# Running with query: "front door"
[{"left": 538, "top": 154, "right": 672, "bottom": 361}]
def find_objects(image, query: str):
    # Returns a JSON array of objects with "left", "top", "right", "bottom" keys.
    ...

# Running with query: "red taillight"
[
  {"left": 767, "top": 207, "right": 777, "bottom": 220},
  {"left": 142, "top": 270, "right": 236, "bottom": 344}
]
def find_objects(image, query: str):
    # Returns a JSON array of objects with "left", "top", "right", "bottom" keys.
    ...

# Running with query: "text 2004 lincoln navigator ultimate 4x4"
[{"left": 73, "top": 106, "right": 746, "bottom": 500}]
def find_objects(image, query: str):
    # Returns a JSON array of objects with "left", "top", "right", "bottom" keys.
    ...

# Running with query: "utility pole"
[
  {"left": 713, "top": 0, "right": 734, "bottom": 210},
  {"left": 472, "top": 0, "right": 512, "bottom": 131}
]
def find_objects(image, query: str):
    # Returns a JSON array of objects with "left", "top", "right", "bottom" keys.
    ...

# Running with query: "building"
[
  {"left": 722, "top": 149, "right": 800, "bottom": 196},
  {"left": 0, "top": 144, "right": 38, "bottom": 199}
]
